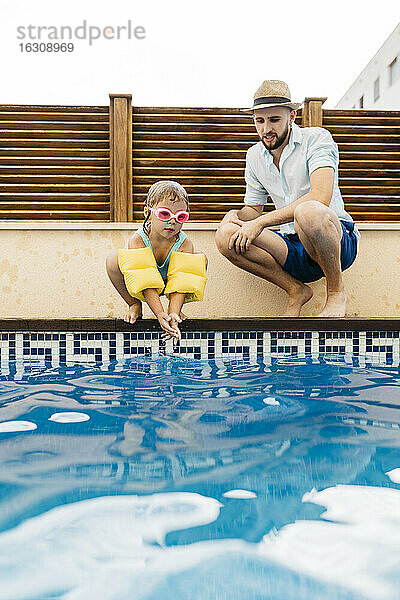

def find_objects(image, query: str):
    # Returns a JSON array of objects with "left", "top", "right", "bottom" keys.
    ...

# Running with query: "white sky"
[{"left": 1, "top": 0, "right": 399, "bottom": 108}]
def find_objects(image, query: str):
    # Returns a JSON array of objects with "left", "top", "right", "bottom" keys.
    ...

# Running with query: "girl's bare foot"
[
  {"left": 123, "top": 302, "right": 142, "bottom": 324},
  {"left": 284, "top": 283, "right": 313, "bottom": 317},
  {"left": 319, "top": 290, "right": 347, "bottom": 317}
]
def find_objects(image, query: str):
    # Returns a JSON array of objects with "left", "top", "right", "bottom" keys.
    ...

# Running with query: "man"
[{"left": 215, "top": 80, "right": 359, "bottom": 317}]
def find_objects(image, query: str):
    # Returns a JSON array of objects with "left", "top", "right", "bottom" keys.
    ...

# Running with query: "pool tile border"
[{"left": 0, "top": 329, "right": 399, "bottom": 366}]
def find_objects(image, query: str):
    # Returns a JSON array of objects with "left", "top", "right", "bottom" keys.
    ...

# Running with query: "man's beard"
[{"left": 261, "top": 122, "right": 290, "bottom": 151}]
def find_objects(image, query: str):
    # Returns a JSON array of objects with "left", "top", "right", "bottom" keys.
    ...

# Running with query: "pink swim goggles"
[{"left": 150, "top": 206, "right": 190, "bottom": 223}]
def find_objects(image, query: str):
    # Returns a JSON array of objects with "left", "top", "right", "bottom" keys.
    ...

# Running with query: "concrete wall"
[
  {"left": 336, "top": 22, "right": 400, "bottom": 109},
  {"left": 0, "top": 223, "right": 399, "bottom": 319}
]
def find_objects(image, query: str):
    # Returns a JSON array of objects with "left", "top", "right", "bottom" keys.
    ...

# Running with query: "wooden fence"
[{"left": 0, "top": 95, "right": 399, "bottom": 221}]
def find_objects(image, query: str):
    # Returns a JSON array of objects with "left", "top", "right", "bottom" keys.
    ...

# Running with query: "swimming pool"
[{"left": 0, "top": 330, "right": 399, "bottom": 599}]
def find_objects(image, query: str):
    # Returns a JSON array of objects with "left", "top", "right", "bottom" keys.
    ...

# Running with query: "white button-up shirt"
[{"left": 244, "top": 123, "right": 360, "bottom": 239}]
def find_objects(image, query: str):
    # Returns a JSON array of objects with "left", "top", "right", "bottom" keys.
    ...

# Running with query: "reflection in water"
[{"left": 0, "top": 355, "right": 399, "bottom": 599}]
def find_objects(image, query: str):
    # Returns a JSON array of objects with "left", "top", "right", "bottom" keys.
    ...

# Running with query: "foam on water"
[
  {"left": 0, "top": 485, "right": 398, "bottom": 599},
  {"left": 259, "top": 485, "right": 400, "bottom": 600},
  {"left": 0, "top": 420, "right": 37, "bottom": 433},
  {"left": 49, "top": 412, "right": 90, "bottom": 423},
  {"left": 222, "top": 489, "right": 257, "bottom": 499},
  {"left": 386, "top": 468, "right": 400, "bottom": 484}
]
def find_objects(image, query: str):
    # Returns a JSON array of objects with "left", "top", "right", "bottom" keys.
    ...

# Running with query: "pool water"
[{"left": 0, "top": 355, "right": 399, "bottom": 600}]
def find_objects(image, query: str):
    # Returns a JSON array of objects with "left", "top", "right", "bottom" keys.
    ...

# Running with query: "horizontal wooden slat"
[
  {"left": 340, "top": 187, "right": 400, "bottom": 195},
  {"left": 133, "top": 175, "right": 244, "bottom": 184},
  {"left": 0, "top": 211, "right": 109, "bottom": 220},
  {"left": 134, "top": 114, "right": 255, "bottom": 125},
  {"left": 0, "top": 193, "right": 108, "bottom": 201},
  {"left": 337, "top": 144, "right": 400, "bottom": 151},
  {"left": 132, "top": 181, "right": 400, "bottom": 194},
  {"left": 133, "top": 142, "right": 254, "bottom": 150},
  {"left": 0, "top": 130, "right": 108, "bottom": 140},
  {"left": 0, "top": 148, "right": 109, "bottom": 158},
  {"left": 323, "top": 109, "right": 400, "bottom": 117},
  {"left": 134, "top": 158, "right": 245, "bottom": 168},
  {"left": 0, "top": 166, "right": 109, "bottom": 175},
  {"left": 133, "top": 149, "right": 247, "bottom": 158},
  {"left": 133, "top": 193, "right": 243, "bottom": 201},
  {"left": 132, "top": 194, "right": 400, "bottom": 205},
  {"left": 0, "top": 112, "right": 109, "bottom": 122},
  {"left": 334, "top": 136, "right": 400, "bottom": 144},
  {"left": 0, "top": 202, "right": 109, "bottom": 209},
  {"left": 132, "top": 159, "right": 400, "bottom": 170},
  {"left": 0, "top": 185, "right": 109, "bottom": 193},
  {"left": 328, "top": 126, "right": 400, "bottom": 134},
  {"left": 133, "top": 149, "right": 400, "bottom": 161},
  {"left": 0, "top": 140, "right": 109, "bottom": 149},
  {"left": 133, "top": 123, "right": 257, "bottom": 133},
  {"left": 324, "top": 116, "right": 400, "bottom": 126},
  {"left": 132, "top": 123, "right": 400, "bottom": 135},
  {"left": 0, "top": 175, "right": 109, "bottom": 183},
  {"left": 132, "top": 171, "right": 399, "bottom": 182},
  {"left": 133, "top": 170, "right": 245, "bottom": 179},
  {"left": 0, "top": 122, "right": 109, "bottom": 135},
  {"left": 0, "top": 161, "right": 110, "bottom": 168},
  {"left": 133, "top": 184, "right": 244, "bottom": 193},
  {"left": 0, "top": 104, "right": 108, "bottom": 112},
  {"left": 344, "top": 204, "right": 400, "bottom": 211},
  {"left": 132, "top": 132, "right": 259, "bottom": 141},
  {"left": 133, "top": 106, "right": 266, "bottom": 115}
]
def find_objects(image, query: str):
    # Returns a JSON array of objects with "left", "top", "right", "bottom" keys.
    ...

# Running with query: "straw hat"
[{"left": 242, "top": 80, "right": 302, "bottom": 112}]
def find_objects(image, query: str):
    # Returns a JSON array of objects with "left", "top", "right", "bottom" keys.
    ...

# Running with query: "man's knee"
[
  {"left": 294, "top": 201, "right": 332, "bottom": 232},
  {"left": 215, "top": 223, "right": 240, "bottom": 255}
]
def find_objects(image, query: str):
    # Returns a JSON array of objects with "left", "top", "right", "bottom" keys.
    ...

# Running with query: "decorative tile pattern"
[{"left": 0, "top": 331, "right": 399, "bottom": 367}]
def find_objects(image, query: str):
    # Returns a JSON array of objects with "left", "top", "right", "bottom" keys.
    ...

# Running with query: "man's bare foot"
[
  {"left": 123, "top": 302, "right": 142, "bottom": 324},
  {"left": 319, "top": 290, "right": 347, "bottom": 317},
  {"left": 284, "top": 283, "right": 313, "bottom": 317}
]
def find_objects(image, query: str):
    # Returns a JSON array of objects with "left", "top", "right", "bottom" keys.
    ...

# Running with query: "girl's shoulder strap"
[{"left": 136, "top": 227, "right": 152, "bottom": 248}]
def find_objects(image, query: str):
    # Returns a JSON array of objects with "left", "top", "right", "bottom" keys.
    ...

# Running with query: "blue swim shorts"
[{"left": 275, "top": 220, "right": 358, "bottom": 284}]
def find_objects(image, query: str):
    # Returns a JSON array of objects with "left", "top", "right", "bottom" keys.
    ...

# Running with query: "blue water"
[{"left": 0, "top": 355, "right": 399, "bottom": 600}]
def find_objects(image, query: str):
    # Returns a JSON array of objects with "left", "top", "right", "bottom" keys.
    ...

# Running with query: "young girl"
[{"left": 106, "top": 180, "right": 207, "bottom": 340}]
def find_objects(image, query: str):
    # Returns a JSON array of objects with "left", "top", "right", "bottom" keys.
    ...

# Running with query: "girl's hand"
[
  {"left": 169, "top": 312, "right": 182, "bottom": 326},
  {"left": 157, "top": 311, "right": 180, "bottom": 340},
  {"left": 163, "top": 312, "right": 182, "bottom": 344}
]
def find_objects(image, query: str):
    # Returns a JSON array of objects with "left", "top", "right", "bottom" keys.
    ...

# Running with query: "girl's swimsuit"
[{"left": 136, "top": 227, "right": 187, "bottom": 280}]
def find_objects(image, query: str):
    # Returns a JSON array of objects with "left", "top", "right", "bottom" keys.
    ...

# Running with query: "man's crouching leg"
[
  {"left": 105, "top": 250, "right": 142, "bottom": 324},
  {"left": 294, "top": 201, "right": 347, "bottom": 317},
  {"left": 215, "top": 223, "right": 313, "bottom": 317}
]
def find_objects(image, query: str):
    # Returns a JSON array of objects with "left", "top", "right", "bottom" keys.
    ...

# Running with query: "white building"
[{"left": 336, "top": 22, "right": 400, "bottom": 109}]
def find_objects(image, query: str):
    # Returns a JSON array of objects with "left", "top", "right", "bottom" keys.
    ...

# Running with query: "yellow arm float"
[
  {"left": 164, "top": 251, "right": 207, "bottom": 303},
  {"left": 118, "top": 247, "right": 165, "bottom": 302}
]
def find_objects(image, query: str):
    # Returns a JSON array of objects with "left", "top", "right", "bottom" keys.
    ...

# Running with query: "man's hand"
[{"left": 228, "top": 218, "right": 265, "bottom": 254}]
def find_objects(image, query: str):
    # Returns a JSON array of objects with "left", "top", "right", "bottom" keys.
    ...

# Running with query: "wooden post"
[
  {"left": 109, "top": 93, "right": 132, "bottom": 222},
  {"left": 301, "top": 97, "right": 327, "bottom": 127}
]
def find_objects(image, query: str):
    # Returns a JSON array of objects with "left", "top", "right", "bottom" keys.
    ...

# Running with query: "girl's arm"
[
  {"left": 167, "top": 237, "right": 199, "bottom": 333},
  {"left": 142, "top": 288, "right": 180, "bottom": 338}
]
